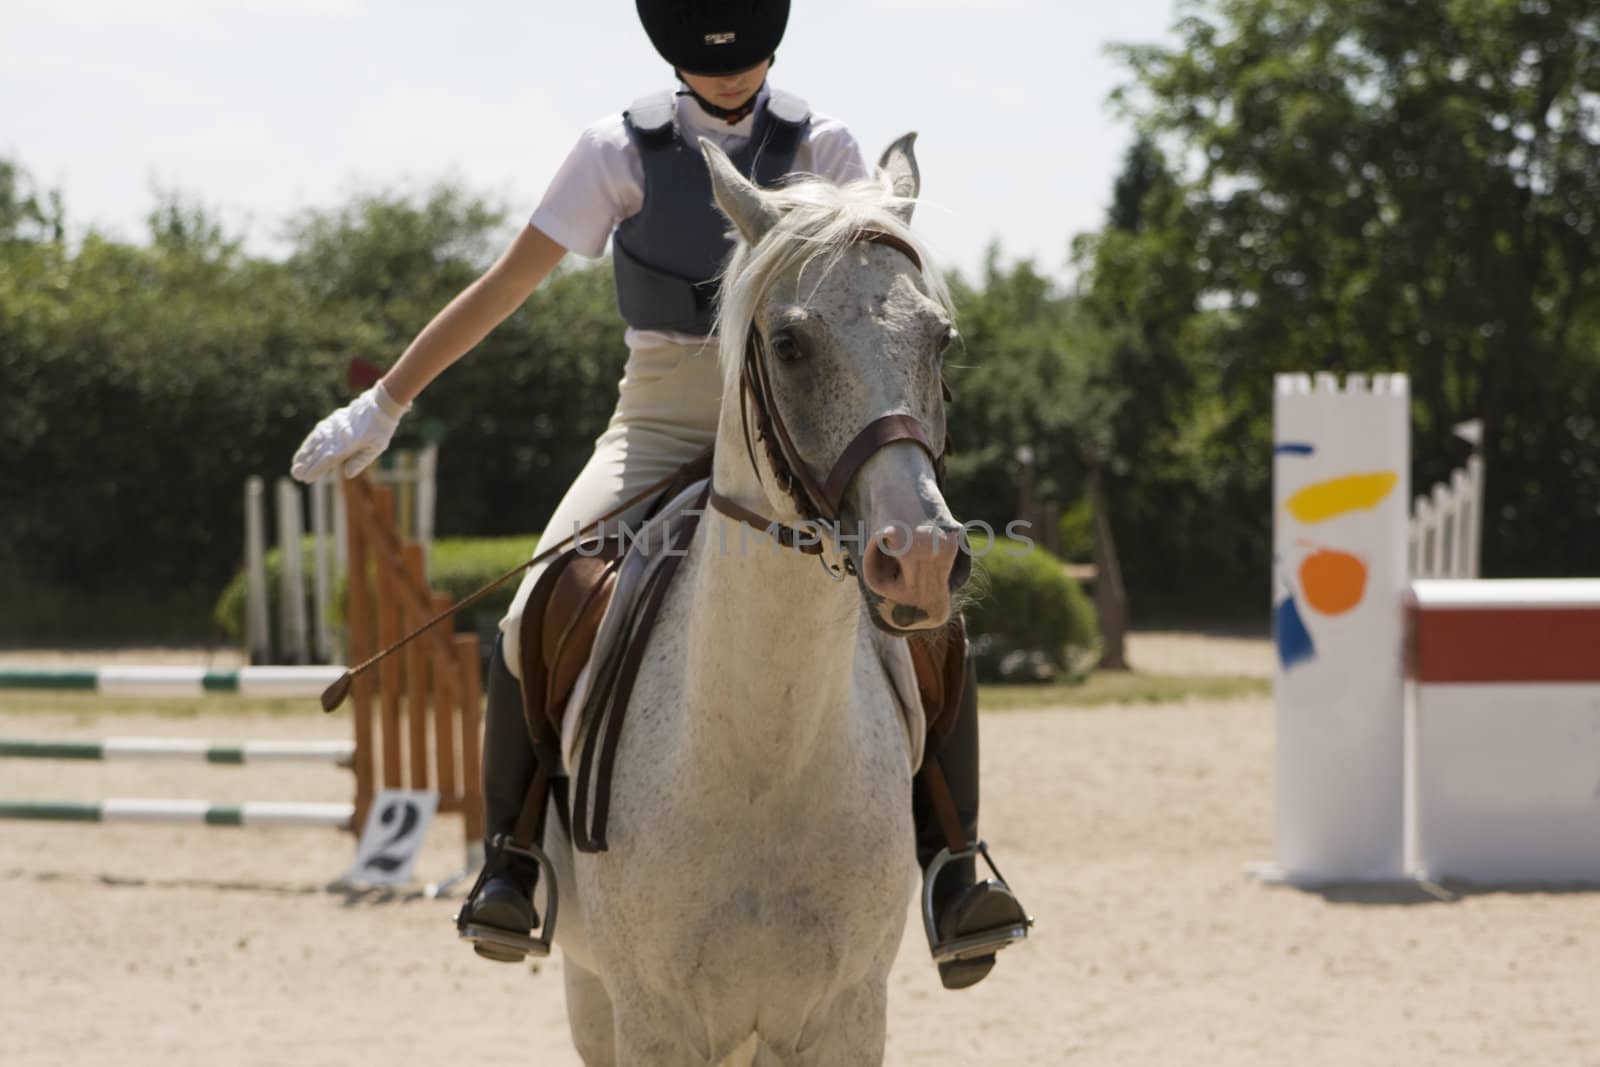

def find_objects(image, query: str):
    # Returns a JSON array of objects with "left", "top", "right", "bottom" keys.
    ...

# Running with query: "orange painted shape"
[{"left": 1299, "top": 550, "right": 1368, "bottom": 615}]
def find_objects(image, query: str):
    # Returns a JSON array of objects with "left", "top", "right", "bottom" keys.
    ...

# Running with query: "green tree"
[
  {"left": 0, "top": 179, "right": 361, "bottom": 638},
  {"left": 1090, "top": 0, "right": 1600, "bottom": 594},
  {"left": 0, "top": 157, "right": 63, "bottom": 245},
  {"left": 942, "top": 250, "right": 1107, "bottom": 528},
  {"left": 282, "top": 184, "right": 630, "bottom": 537},
  {"left": 1070, "top": 135, "right": 1272, "bottom": 617}
]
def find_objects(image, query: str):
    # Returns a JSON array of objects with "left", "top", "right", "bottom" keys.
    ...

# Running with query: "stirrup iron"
[
  {"left": 921, "top": 840, "right": 1033, "bottom": 964},
  {"left": 454, "top": 834, "right": 560, "bottom": 959}
]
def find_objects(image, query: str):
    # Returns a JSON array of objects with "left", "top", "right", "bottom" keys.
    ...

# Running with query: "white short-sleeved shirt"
[{"left": 529, "top": 84, "right": 870, "bottom": 350}]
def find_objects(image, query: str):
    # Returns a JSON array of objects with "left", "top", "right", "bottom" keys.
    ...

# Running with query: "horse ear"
[
  {"left": 701, "top": 137, "right": 780, "bottom": 246},
  {"left": 877, "top": 132, "right": 920, "bottom": 223}
]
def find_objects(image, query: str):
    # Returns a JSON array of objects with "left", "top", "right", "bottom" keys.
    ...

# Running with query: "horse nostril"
[
  {"left": 865, "top": 538, "right": 903, "bottom": 590},
  {"left": 948, "top": 542, "right": 972, "bottom": 591}
]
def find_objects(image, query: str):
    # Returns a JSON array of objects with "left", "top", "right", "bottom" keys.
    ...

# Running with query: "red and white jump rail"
[{"left": 1407, "top": 579, "right": 1600, "bottom": 883}]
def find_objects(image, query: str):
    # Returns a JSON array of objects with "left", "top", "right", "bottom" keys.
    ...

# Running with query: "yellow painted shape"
[{"left": 1286, "top": 472, "right": 1399, "bottom": 524}]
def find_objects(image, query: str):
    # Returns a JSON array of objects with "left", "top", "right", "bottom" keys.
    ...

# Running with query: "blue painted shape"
[
  {"left": 1274, "top": 595, "right": 1316, "bottom": 669},
  {"left": 1274, "top": 442, "right": 1315, "bottom": 456}
]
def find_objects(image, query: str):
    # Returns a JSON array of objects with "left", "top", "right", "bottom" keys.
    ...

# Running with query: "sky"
[{"left": 2, "top": 0, "right": 1181, "bottom": 282}]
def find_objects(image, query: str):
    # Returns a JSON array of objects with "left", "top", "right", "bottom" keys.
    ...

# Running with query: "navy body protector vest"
[{"left": 612, "top": 88, "right": 811, "bottom": 336}]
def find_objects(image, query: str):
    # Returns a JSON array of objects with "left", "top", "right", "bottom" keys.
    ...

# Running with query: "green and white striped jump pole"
[
  {"left": 0, "top": 737, "right": 354, "bottom": 765},
  {"left": 0, "top": 799, "right": 354, "bottom": 828},
  {"left": 0, "top": 665, "right": 346, "bottom": 699}
]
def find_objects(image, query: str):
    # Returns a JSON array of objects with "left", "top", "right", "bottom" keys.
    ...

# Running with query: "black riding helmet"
[{"left": 636, "top": 0, "right": 790, "bottom": 76}]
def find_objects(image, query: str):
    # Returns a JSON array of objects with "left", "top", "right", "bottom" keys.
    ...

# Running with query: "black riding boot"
[
  {"left": 915, "top": 654, "right": 1031, "bottom": 990},
  {"left": 459, "top": 635, "right": 545, "bottom": 963}
]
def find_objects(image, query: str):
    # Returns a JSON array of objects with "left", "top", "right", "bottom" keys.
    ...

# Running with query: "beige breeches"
[{"left": 499, "top": 340, "right": 723, "bottom": 679}]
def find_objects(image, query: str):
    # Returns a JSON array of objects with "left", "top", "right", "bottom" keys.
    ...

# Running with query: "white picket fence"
[
  {"left": 1408, "top": 452, "right": 1484, "bottom": 580},
  {"left": 243, "top": 444, "right": 437, "bottom": 665}
]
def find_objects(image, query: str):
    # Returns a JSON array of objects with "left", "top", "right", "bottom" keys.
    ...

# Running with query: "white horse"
[{"left": 544, "top": 133, "right": 966, "bottom": 1067}]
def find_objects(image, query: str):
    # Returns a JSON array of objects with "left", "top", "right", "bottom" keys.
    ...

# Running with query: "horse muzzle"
[
  {"left": 858, "top": 521, "right": 969, "bottom": 631},
  {"left": 845, "top": 441, "right": 969, "bottom": 632}
]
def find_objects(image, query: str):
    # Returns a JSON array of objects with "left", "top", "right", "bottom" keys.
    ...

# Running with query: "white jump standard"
[{"left": 1265, "top": 370, "right": 1600, "bottom": 887}]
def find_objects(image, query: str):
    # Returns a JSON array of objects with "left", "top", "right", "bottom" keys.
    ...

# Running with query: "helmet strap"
[{"left": 672, "top": 61, "right": 775, "bottom": 126}]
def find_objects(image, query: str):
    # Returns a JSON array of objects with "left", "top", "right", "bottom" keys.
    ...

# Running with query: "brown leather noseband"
[{"left": 706, "top": 230, "right": 949, "bottom": 567}]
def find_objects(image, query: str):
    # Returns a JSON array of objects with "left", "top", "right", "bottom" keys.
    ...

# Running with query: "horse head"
[{"left": 701, "top": 133, "right": 970, "bottom": 634}]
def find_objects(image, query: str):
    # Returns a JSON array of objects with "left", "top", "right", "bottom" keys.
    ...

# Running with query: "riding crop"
[{"left": 319, "top": 463, "right": 702, "bottom": 713}]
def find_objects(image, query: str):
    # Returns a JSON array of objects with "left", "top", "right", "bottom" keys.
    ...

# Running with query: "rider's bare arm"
[{"left": 380, "top": 224, "right": 569, "bottom": 404}]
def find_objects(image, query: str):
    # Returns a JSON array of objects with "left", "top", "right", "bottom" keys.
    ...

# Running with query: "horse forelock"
[{"left": 712, "top": 175, "right": 952, "bottom": 379}]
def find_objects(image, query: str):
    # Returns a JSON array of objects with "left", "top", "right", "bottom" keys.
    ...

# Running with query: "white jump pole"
[
  {"left": 245, "top": 477, "right": 271, "bottom": 665},
  {"left": 1267, "top": 372, "right": 1411, "bottom": 883},
  {"left": 312, "top": 475, "right": 335, "bottom": 664},
  {"left": 277, "top": 477, "right": 310, "bottom": 665},
  {"left": 418, "top": 441, "right": 438, "bottom": 571},
  {"left": 0, "top": 664, "right": 346, "bottom": 698},
  {"left": 1463, "top": 453, "right": 1484, "bottom": 579},
  {"left": 0, "top": 799, "right": 354, "bottom": 828},
  {"left": 0, "top": 736, "right": 355, "bottom": 764}
]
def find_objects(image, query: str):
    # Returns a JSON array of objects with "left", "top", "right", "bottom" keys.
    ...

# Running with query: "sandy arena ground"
[{"left": 3, "top": 636, "right": 1599, "bottom": 1065}]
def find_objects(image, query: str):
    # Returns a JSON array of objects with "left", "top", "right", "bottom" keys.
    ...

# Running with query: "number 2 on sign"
[{"left": 347, "top": 789, "right": 438, "bottom": 886}]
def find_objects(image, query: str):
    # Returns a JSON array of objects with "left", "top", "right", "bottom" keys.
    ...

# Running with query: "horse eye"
[
  {"left": 938, "top": 325, "right": 959, "bottom": 357},
  {"left": 771, "top": 331, "right": 804, "bottom": 364}
]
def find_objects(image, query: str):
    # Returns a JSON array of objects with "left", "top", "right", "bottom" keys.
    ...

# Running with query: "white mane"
[{"left": 713, "top": 174, "right": 953, "bottom": 374}]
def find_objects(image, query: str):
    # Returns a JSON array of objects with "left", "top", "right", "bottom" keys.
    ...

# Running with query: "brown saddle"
[
  {"left": 518, "top": 535, "right": 627, "bottom": 749},
  {"left": 506, "top": 451, "right": 971, "bottom": 856}
]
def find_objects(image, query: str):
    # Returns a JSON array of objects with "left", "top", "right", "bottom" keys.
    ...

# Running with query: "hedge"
[
  {"left": 213, "top": 535, "right": 539, "bottom": 658},
  {"left": 963, "top": 534, "right": 1100, "bottom": 682}
]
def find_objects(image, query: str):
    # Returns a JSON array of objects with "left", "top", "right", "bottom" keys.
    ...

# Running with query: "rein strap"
[{"left": 706, "top": 489, "right": 826, "bottom": 555}]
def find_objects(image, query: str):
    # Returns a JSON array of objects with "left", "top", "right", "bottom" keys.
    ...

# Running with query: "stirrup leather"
[
  {"left": 921, "top": 840, "right": 1033, "bottom": 964},
  {"left": 454, "top": 834, "right": 561, "bottom": 959}
]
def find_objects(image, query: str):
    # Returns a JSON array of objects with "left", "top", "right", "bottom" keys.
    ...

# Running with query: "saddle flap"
[
  {"left": 515, "top": 451, "right": 717, "bottom": 764},
  {"left": 561, "top": 479, "right": 710, "bottom": 764},
  {"left": 542, "top": 547, "right": 623, "bottom": 734}
]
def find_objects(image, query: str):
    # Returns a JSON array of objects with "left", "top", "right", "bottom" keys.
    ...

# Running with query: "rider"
[{"left": 291, "top": 0, "right": 1028, "bottom": 990}]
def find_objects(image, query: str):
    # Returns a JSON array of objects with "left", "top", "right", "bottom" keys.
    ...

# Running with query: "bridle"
[
  {"left": 315, "top": 231, "right": 951, "bottom": 718},
  {"left": 705, "top": 229, "right": 950, "bottom": 578}
]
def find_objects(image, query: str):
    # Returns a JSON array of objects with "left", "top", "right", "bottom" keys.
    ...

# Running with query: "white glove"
[{"left": 290, "top": 381, "right": 410, "bottom": 482}]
